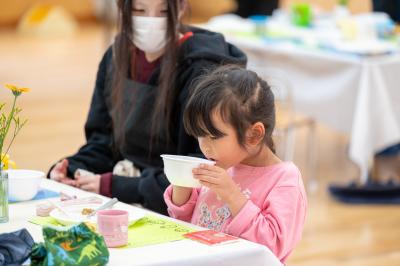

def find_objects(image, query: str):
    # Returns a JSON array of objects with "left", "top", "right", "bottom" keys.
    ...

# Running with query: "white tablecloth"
[
  {"left": 0, "top": 179, "right": 282, "bottom": 266},
  {"left": 218, "top": 34, "right": 400, "bottom": 182}
]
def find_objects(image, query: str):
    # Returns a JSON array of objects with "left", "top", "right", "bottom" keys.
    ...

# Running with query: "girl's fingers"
[
  {"left": 194, "top": 174, "right": 219, "bottom": 185},
  {"left": 199, "top": 180, "right": 217, "bottom": 189},
  {"left": 193, "top": 167, "right": 218, "bottom": 176},
  {"left": 198, "top": 164, "right": 218, "bottom": 171}
]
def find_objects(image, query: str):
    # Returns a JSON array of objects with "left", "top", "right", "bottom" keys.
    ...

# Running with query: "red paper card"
[{"left": 183, "top": 230, "right": 239, "bottom": 245}]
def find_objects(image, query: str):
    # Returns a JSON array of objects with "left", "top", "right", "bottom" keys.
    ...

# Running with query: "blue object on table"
[
  {"left": 8, "top": 189, "right": 60, "bottom": 203},
  {"left": 249, "top": 15, "right": 269, "bottom": 23},
  {"left": 376, "top": 143, "right": 400, "bottom": 156},
  {"left": 249, "top": 15, "right": 269, "bottom": 36},
  {"left": 0, "top": 228, "right": 34, "bottom": 266},
  {"left": 329, "top": 179, "right": 400, "bottom": 204}
]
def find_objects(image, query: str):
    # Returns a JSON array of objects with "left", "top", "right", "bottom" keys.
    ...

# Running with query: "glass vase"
[{"left": 0, "top": 170, "right": 8, "bottom": 223}]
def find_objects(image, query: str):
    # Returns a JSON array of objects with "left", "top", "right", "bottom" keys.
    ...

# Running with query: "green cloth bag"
[{"left": 30, "top": 222, "right": 109, "bottom": 266}]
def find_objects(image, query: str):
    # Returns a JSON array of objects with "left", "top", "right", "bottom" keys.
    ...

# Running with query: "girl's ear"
[{"left": 246, "top": 122, "right": 265, "bottom": 146}]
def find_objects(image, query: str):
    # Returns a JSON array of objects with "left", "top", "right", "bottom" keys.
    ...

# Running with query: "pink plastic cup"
[{"left": 97, "top": 209, "right": 129, "bottom": 247}]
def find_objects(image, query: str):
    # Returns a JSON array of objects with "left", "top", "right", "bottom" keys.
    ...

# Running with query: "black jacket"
[{"left": 53, "top": 27, "right": 247, "bottom": 214}]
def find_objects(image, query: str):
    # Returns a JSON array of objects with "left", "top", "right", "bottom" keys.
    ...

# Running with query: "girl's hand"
[
  {"left": 75, "top": 172, "right": 101, "bottom": 194},
  {"left": 171, "top": 185, "right": 193, "bottom": 206},
  {"left": 49, "top": 159, "right": 77, "bottom": 186},
  {"left": 193, "top": 164, "right": 247, "bottom": 216}
]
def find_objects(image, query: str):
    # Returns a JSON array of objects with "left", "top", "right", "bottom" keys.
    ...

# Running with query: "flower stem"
[
  {"left": 3, "top": 121, "right": 23, "bottom": 159},
  {"left": 0, "top": 95, "right": 17, "bottom": 164}
]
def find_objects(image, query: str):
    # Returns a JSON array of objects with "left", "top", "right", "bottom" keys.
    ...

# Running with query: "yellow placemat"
[
  {"left": 29, "top": 214, "right": 197, "bottom": 248},
  {"left": 124, "top": 215, "right": 196, "bottom": 248},
  {"left": 30, "top": 216, "right": 65, "bottom": 227}
]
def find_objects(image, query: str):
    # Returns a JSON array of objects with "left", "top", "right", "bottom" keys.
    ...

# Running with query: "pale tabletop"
[{"left": 0, "top": 178, "right": 282, "bottom": 266}]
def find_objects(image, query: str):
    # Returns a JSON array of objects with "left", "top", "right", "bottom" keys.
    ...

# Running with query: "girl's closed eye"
[{"left": 209, "top": 132, "right": 226, "bottom": 140}]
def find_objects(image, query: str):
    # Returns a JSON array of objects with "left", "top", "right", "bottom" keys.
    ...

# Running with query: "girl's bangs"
[{"left": 184, "top": 94, "right": 226, "bottom": 138}]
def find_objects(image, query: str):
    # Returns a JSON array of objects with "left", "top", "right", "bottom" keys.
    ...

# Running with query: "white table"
[
  {"left": 0, "top": 179, "right": 282, "bottom": 266},
  {"left": 218, "top": 33, "right": 400, "bottom": 182}
]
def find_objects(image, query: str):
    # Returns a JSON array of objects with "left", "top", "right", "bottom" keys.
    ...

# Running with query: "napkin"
[
  {"left": 0, "top": 229, "right": 34, "bottom": 266},
  {"left": 30, "top": 223, "right": 109, "bottom": 266}
]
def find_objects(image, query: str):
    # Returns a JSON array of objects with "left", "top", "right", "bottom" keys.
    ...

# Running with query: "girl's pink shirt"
[{"left": 164, "top": 161, "right": 307, "bottom": 263}]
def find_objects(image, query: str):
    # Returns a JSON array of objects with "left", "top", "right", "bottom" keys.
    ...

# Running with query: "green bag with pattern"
[{"left": 30, "top": 222, "right": 109, "bottom": 266}]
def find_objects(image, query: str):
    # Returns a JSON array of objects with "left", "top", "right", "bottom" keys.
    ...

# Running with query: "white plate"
[{"left": 49, "top": 204, "right": 146, "bottom": 226}]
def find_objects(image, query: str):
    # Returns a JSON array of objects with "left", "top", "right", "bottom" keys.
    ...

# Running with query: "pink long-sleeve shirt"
[{"left": 164, "top": 162, "right": 307, "bottom": 263}]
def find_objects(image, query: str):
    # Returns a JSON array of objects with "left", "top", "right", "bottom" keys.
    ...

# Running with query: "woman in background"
[{"left": 49, "top": 0, "right": 246, "bottom": 214}]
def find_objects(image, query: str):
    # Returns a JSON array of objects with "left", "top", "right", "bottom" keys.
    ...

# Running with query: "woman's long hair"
[{"left": 112, "top": 0, "right": 185, "bottom": 152}]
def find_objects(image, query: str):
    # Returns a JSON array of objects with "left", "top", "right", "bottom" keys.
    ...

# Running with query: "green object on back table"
[
  {"left": 30, "top": 223, "right": 109, "bottom": 266},
  {"left": 291, "top": 3, "right": 312, "bottom": 27}
]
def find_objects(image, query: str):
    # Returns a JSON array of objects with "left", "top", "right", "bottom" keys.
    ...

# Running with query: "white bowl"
[
  {"left": 6, "top": 169, "right": 44, "bottom": 201},
  {"left": 161, "top": 155, "right": 215, "bottom": 188}
]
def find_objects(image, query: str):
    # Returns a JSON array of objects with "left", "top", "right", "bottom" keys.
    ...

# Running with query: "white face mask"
[{"left": 132, "top": 16, "right": 168, "bottom": 54}]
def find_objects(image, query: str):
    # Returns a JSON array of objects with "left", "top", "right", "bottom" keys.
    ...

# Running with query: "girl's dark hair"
[
  {"left": 184, "top": 65, "right": 276, "bottom": 153},
  {"left": 112, "top": 0, "right": 186, "bottom": 149}
]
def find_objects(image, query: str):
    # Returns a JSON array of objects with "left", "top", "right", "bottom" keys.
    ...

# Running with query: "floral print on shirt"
[
  {"left": 197, "top": 203, "right": 232, "bottom": 231},
  {"left": 196, "top": 182, "right": 253, "bottom": 231}
]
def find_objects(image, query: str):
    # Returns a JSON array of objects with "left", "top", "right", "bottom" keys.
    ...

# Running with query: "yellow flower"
[
  {"left": 1, "top": 84, "right": 28, "bottom": 172},
  {"left": 5, "top": 84, "right": 30, "bottom": 96},
  {"left": 1, "top": 153, "right": 17, "bottom": 170}
]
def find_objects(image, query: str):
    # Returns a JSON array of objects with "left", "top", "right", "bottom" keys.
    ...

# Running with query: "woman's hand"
[
  {"left": 75, "top": 172, "right": 101, "bottom": 194},
  {"left": 49, "top": 159, "right": 77, "bottom": 186},
  {"left": 193, "top": 164, "right": 247, "bottom": 216},
  {"left": 171, "top": 185, "right": 193, "bottom": 206}
]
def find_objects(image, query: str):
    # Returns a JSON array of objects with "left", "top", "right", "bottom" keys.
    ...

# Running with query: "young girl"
[
  {"left": 164, "top": 65, "right": 307, "bottom": 262},
  {"left": 48, "top": 0, "right": 246, "bottom": 214}
]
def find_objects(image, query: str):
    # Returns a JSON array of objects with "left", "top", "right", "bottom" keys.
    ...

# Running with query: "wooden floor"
[{"left": 1, "top": 24, "right": 399, "bottom": 266}]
